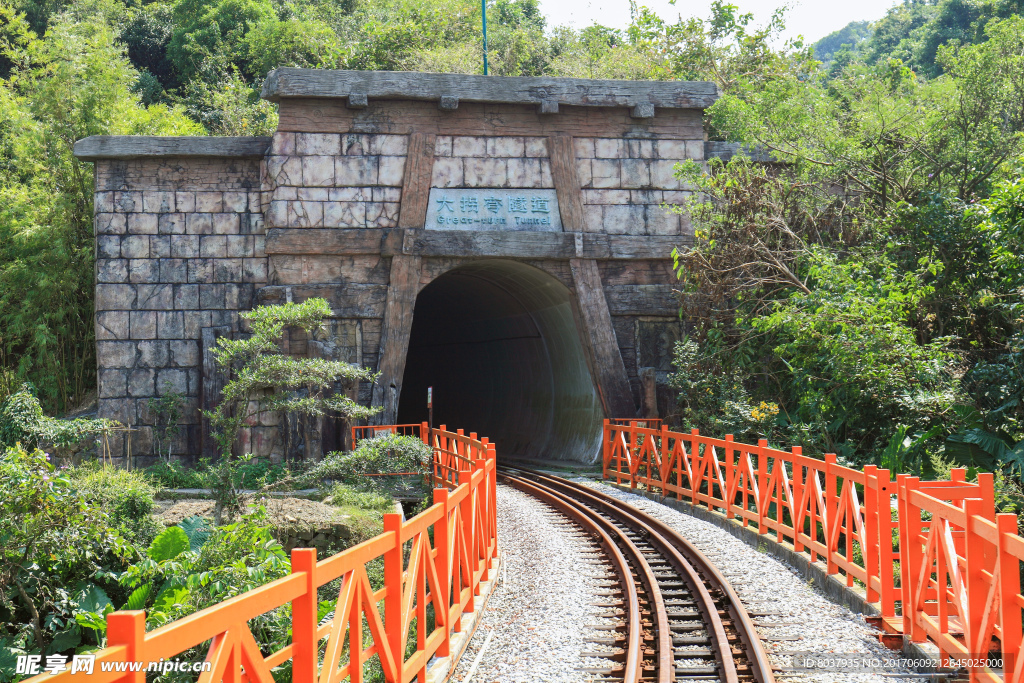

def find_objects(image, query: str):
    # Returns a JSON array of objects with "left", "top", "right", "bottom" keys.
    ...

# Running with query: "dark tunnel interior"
[{"left": 395, "top": 260, "right": 605, "bottom": 463}]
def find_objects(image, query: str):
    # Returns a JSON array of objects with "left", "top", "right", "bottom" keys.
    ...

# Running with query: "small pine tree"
[{"left": 205, "top": 298, "right": 379, "bottom": 522}]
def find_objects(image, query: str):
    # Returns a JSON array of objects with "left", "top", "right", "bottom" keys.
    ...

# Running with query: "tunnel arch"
[{"left": 395, "top": 260, "right": 605, "bottom": 463}]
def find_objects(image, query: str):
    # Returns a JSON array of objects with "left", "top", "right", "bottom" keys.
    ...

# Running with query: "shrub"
[
  {"left": 145, "top": 460, "right": 211, "bottom": 489},
  {"left": 68, "top": 465, "right": 162, "bottom": 545},
  {"left": 0, "top": 384, "right": 119, "bottom": 452},
  {"left": 0, "top": 445, "right": 136, "bottom": 659},
  {"left": 302, "top": 433, "right": 433, "bottom": 491}
]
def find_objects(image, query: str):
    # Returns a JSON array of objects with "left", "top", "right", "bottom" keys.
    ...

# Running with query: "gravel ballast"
[
  {"left": 449, "top": 484, "right": 612, "bottom": 683},
  {"left": 450, "top": 477, "right": 924, "bottom": 682},
  {"left": 581, "top": 480, "right": 921, "bottom": 683}
]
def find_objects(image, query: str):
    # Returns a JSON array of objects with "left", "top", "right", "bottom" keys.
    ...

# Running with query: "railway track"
[{"left": 497, "top": 466, "right": 775, "bottom": 683}]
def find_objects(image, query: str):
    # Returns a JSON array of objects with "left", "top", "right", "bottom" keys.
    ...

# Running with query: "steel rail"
[
  {"left": 498, "top": 473, "right": 646, "bottom": 683},
  {"left": 501, "top": 465, "right": 777, "bottom": 683},
  {"left": 528, "top": 472, "right": 775, "bottom": 683},
  {"left": 501, "top": 471, "right": 673, "bottom": 682}
]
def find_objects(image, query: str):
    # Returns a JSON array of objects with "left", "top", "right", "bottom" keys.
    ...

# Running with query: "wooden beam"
[
  {"left": 370, "top": 254, "right": 422, "bottom": 424},
  {"left": 570, "top": 258, "right": 637, "bottom": 418},
  {"left": 603, "top": 284, "right": 679, "bottom": 316},
  {"left": 74, "top": 136, "right": 271, "bottom": 160},
  {"left": 397, "top": 133, "right": 436, "bottom": 228},
  {"left": 265, "top": 228, "right": 689, "bottom": 260},
  {"left": 262, "top": 68, "right": 719, "bottom": 109},
  {"left": 277, "top": 99, "right": 705, "bottom": 138},
  {"left": 547, "top": 135, "right": 587, "bottom": 233}
]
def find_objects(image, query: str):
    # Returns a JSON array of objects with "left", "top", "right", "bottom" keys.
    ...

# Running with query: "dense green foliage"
[
  {"left": 0, "top": 384, "right": 119, "bottom": 452},
  {"left": 668, "top": 7, "right": 1024, "bottom": 475},
  {"left": 0, "top": 3, "right": 200, "bottom": 413},
  {"left": 0, "top": 445, "right": 137, "bottom": 667},
  {"left": 303, "top": 432, "right": 433, "bottom": 496},
  {"left": 0, "top": 442, "right": 396, "bottom": 679}
]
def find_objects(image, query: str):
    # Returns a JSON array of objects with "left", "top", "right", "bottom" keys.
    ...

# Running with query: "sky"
[{"left": 536, "top": 0, "right": 900, "bottom": 43}]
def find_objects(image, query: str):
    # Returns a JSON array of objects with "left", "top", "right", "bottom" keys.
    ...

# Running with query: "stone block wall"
[
  {"left": 574, "top": 136, "right": 694, "bottom": 235},
  {"left": 431, "top": 135, "right": 553, "bottom": 188},
  {"left": 265, "top": 133, "right": 407, "bottom": 229},
  {"left": 92, "top": 156, "right": 267, "bottom": 461},
  {"left": 81, "top": 73, "right": 719, "bottom": 461}
]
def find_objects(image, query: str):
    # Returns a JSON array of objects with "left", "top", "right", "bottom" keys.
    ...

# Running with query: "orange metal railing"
[
  {"left": 29, "top": 426, "right": 498, "bottom": 683},
  {"left": 351, "top": 423, "right": 429, "bottom": 444},
  {"left": 603, "top": 419, "right": 1023, "bottom": 679}
]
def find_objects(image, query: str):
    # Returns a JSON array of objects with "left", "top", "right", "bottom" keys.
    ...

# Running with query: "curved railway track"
[{"left": 497, "top": 466, "right": 775, "bottom": 683}]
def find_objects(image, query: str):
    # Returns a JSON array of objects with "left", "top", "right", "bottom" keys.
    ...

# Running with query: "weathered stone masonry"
[{"left": 77, "top": 70, "right": 723, "bottom": 464}]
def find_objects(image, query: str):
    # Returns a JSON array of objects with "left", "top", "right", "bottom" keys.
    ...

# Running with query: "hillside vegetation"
[{"left": 0, "top": 0, "right": 1021, "bottom": 480}]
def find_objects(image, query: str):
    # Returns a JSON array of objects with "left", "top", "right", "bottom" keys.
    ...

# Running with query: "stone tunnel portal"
[{"left": 396, "top": 261, "right": 605, "bottom": 464}]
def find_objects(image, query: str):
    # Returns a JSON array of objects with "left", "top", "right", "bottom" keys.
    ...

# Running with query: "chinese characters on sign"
[{"left": 425, "top": 189, "right": 561, "bottom": 231}]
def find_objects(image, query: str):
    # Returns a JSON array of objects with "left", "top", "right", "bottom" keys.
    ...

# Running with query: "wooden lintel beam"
[{"left": 265, "top": 228, "right": 688, "bottom": 260}]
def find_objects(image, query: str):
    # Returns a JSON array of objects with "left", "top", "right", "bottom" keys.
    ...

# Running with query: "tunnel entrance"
[{"left": 395, "top": 260, "right": 605, "bottom": 463}]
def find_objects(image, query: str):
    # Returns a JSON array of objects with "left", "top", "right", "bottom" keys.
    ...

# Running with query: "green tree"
[
  {"left": 206, "top": 298, "right": 379, "bottom": 522},
  {"left": 0, "top": 0, "right": 200, "bottom": 412}
]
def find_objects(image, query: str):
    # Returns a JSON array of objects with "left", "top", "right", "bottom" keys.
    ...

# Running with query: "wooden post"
[
  {"left": 862, "top": 464, "right": 879, "bottom": 603},
  {"left": 487, "top": 443, "right": 498, "bottom": 560},
  {"left": 396, "top": 133, "right": 436, "bottom": 229},
  {"left": 756, "top": 439, "right": 768, "bottom": 535},
  {"left": 963, "top": 496, "right": 989, "bottom": 675},
  {"left": 569, "top": 258, "right": 637, "bottom": 419},
  {"left": 724, "top": 434, "right": 734, "bottom": 518},
  {"left": 696, "top": 430, "right": 704, "bottom": 505},
  {"left": 459, "top": 468, "right": 476, "bottom": 612},
  {"left": 290, "top": 548, "right": 318, "bottom": 683},
  {"left": 628, "top": 420, "right": 638, "bottom": 490},
  {"left": 660, "top": 424, "right": 670, "bottom": 496},
  {"left": 107, "top": 611, "right": 145, "bottom": 683},
  {"left": 383, "top": 513, "right": 404, "bottom": 674},
  {"left": 825, "top": 453, "right": 838, "bottom": 574},
  {"left": 432, "top": 487, "right": 451, "bottom": 657},
  {"left": 875, "top": 469, "right": 896, "bottom": 617},
  {"left": 899, "top": 476, "right": 927, "bottom": 642},
  {"left": 997, "top": 513, "right": 1021, "bottom": 675},
  {"left": 371, "top": 254, "right": 422, "bottom": 425},
  {"left": 547, "top": 135, "right": 587, "bottom": 233}
]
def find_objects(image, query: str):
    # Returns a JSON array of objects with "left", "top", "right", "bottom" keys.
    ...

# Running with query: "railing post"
[
  {"left": 724, "top": 435, "right": 735, "bottom": 519},
  {"left": 791, "top": 447, "right": 803, "bottom": 551},
  {"left": 875, "top": 469, "right": 895, "bottom": 618},
  {"left": 383, "top": 513, "right": 404, "bottom": 680},
  {"left": 997, "top": 513, "right": 1021, "bottom": 676},
  {"left": 690, "top": 429, "right": 701, "bottom": 505},
  {"left": 977, "top": 471, "right": 996, "bottom": 520},
  {"left": 107, "top": 611, "right": 145, "bottom": 683},
  {"left": 603, "top": 419, "right": 611, "bottom": 479},
  {"left": 290, "top": 548, "right": 318, "bottom": 683},
  {"left": 862, "top": 464, "right": 880, "bottom": 604},
  {"left": 756, "top": 439, "right": 768, "bottom": 535},
  {"left": 660, "top": 425, "right": 670, "bottom": 496},
  {"left": 420, "top": 422, "right": 429, "bottom": 446},
  {"left": 432, "top": 487, "right": 451, "bottom": 658},
  {"left": 487, "top": 443, "right": 498, "bottom": 559},
  {"left": 629, "top": 420, "right": 638, "bottom": 489},
  {"left": 898, "top": 475, "right": 927, "bottom": 643},
  {"left": 963, "top": 496, "right": 989, "bottom": 679},
  {"left": 459, "top": 468, "right": 476, "bottom": 612},
  {"left": 824, "top": 453, "right": 838, "bottom": 574}
]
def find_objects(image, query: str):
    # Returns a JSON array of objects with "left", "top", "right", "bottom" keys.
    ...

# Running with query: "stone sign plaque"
[{"left": 425, "top": 188, "right": 562, "bottom": 231}]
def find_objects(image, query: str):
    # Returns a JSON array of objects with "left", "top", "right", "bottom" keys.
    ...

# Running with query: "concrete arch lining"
[{"left": 396, "top": 260, "right": 604, "bottom": 464}]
